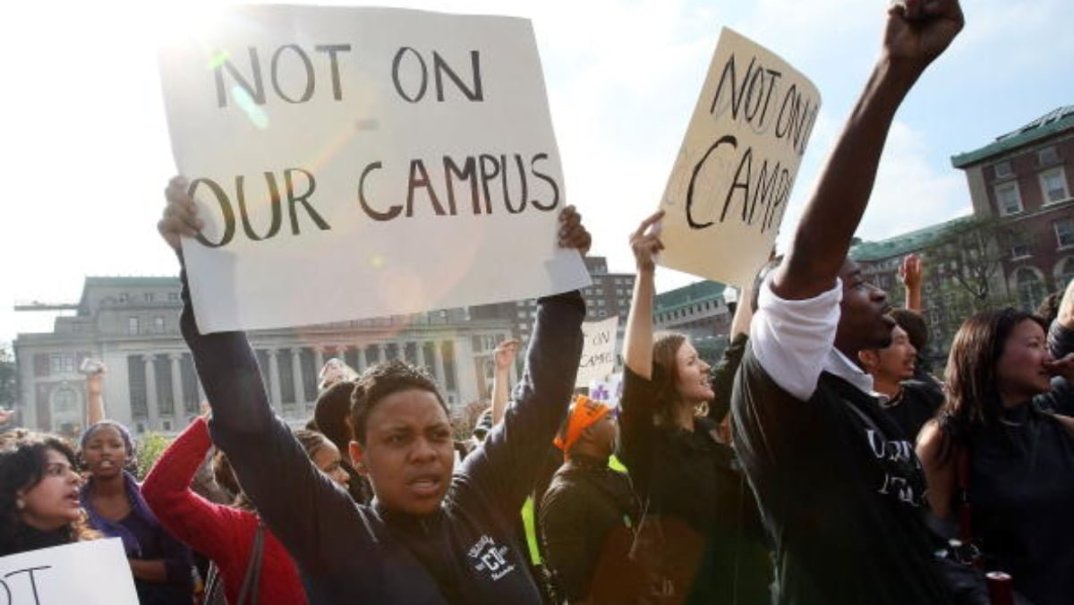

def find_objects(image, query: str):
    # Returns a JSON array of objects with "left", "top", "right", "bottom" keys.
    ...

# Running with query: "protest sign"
[
  {"left": 158, "top": 5, "right": 590, "bottom": 333},
  {"left": 576, "top": 316, "right": 618, "bottom": 387},
  {"left": 588, "top": 373, "right": 623, "bottom": 407},
  {"left": 657, "top": 28, "right": 821, "bottom": 287},
  {"left": 0, "top": 538, "right": 138, "bottom": 604}
]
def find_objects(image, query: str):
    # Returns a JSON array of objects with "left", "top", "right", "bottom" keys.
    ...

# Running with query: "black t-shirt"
[
  {"left": 618, "top": 366, "right": 772, "bottom": 605},
  {"left": 731, "top": 344, "right": 953, "bottom": 605},
  {"left": 969, "top": 403, "right": 1074, "bottom": 605},
  {"left": 882, "top": 379, "right": 944, "bottom": 443}
]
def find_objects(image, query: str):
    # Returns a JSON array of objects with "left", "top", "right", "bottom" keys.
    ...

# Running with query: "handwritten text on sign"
[
  {"left": 158, "top": 6, "right": 590, "bottom": 333},
  {"left": 576, "top": 316, "right": 619, "bottom": 387},
  {"left": 658, "top": 28, "right": 821, "bottom": 287},
  {"left": 0, "top": 539, "right": 138, "bottom": 604}
]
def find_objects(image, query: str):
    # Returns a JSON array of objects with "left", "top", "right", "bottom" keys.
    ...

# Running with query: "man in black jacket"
[{"left": 540, "top": 396, "right": 641, "bottom": 605}]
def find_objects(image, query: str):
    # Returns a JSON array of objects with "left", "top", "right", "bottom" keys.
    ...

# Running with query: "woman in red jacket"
[{"left": 142, "top": 416, "right": 350, "bottom": 605}]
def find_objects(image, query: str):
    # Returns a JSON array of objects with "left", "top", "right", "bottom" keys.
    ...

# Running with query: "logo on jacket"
[{"left": 468, "top": 535, "right": 516, "bottom": 581}]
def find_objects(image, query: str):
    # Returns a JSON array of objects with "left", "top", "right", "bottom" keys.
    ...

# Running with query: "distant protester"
[{"left": 79, "top": 420, "right": 194, "bottom": 605}]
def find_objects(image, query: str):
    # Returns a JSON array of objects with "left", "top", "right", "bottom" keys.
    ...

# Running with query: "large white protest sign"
[
  {"left": 657, "top": 29, "right": 821, "bottom": 287},
  {"left": 0, "top": 538, "right": 138, "bottom": 604},
  {"left": 576, "top": 316, "right": 618, "bottom": 387},
  {"left": 158, "top": 6, "right": 590, "bottom": 333}
]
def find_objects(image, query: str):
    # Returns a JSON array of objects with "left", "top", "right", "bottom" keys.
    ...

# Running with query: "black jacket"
[
  {"left": 180, "top": 268, "right": 585, "bottom": 605},
  {"left": 539, "top": 455, "right": 640, "bottom": 603}
]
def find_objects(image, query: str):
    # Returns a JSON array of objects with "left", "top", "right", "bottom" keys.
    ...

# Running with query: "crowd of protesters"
[{"left": 3, "top": 2, "right": 1074, "bottom": 604}]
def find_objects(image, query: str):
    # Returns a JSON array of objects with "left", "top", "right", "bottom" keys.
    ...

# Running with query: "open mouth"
[{"left": 407, "top": 474, "right": 443, "bottom": 498}]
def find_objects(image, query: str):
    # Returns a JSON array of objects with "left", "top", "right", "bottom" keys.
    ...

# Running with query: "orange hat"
[{"left": 554, "top": 395, "right": 612, "bottom": 456}]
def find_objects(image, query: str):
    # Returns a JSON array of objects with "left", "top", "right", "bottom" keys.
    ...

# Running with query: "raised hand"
[
  {"left": 557, "top": 205, "right": 592, "bottom": 255},
  {"left": 630, "top": 210, "right": 665, "bottom": 273},
  {"left": 493, "top": 339, "right": 520, "bottom": 371},
  {"left": 158, "top": 176, "right": 204, "bottom": 251},
  {"left": 884, "top": 0, "right": 965, "bottom": 69}
]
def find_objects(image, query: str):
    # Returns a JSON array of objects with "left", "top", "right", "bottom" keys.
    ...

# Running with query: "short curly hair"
[{"left": 349, "top": 360, "right": 448, "bottom": 446}]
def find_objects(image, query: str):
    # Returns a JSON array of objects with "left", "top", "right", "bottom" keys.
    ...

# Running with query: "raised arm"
[
  {"left": 1049, "top": 275, "right": 1074, "bottom": 359},
  {"left": 159, "top": 177, "right": 373, "bottom": 573},
  {"left": 898, "top": 254, "right": 924, "bottom": 313},
  {"left": 82, "top": 361, "right": 107, "bottom": 426},
  {"left": 623, "top": 210, "right": 664, "bottom": 379},
  {"left": 772, "top": 1, "right": 963, "bottom": 301},
  {"left": 458, "top": 207, "right": 589, "bottom": 518},
  {"left": 142, "top": 416, "right": 239, "bottom": 561},
  {"left": 490, "top": 339, "right": 519, "bottom": 425}
]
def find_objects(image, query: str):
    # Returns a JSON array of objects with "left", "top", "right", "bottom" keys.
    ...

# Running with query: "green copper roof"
[
  {"left": 850, "top": 215, "right": 974, "bottom": 262},
  {"left": 951, "top": 105, "right": 1074, "bottom": 168},
  {"left": 654, "top": 280, "right": 727, "bottom": 314}
]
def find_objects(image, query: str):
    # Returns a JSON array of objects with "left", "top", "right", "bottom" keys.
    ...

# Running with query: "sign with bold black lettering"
[
  {"left": 658, "top": 29, "right": 821, "bottom": 286},
  {"left": 576, "top": 316, "right": 618, "bottom": 387},
  {"left": 158, "top": 5, "right": 590, "bottom": 332},
  {"left": 0, "top": 539, "right": 138, "bottom": 604}
]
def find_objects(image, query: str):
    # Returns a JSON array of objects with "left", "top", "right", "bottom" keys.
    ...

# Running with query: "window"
[
  {"left": 994, "top": 182, "right": 1023, "bottom": 216},
  {"left": 118, "top": 293, "right": 130, "bottom": 303},
  {"left": 144, "top": 292, "right": 155, "bottom": 303},
  {"left": 993, "top": 160, "right": 1013, "bottom": 179},
  {"left": 517, "top": 310, "right": 526, "bottom": 318},
  {"left": 49, "top": 354, "right": 74, "bottom": 374},
  {"left": 1037, "top": 146, "right": 1060, "bottom": 166},
  {"left": 1010, "top": 241, "right": 1032, "bottom": 259},
  {"left": 1057, "top": 218, "right": 1074, "bottom": 249},
  {"left": 1039, "top": 167, "right": 1069, "bottom": 204},
  {"left": 1057, "top": 258, "right": 1074, "bottom": 289},
  {"left": 128, "top": 317, "right": 140, "bottom": 335},
  {"left": 51, "top": 388, "right": 78, "bottom": 413},
  {"left": 153, "top": 317, "right": 165, "bottom": 333},
  {"left": 1014, "top": 268, "right": 1046, "bottom": 312},
  {"left": 168, "top": 292, "right": 179, "bottom": 302}
]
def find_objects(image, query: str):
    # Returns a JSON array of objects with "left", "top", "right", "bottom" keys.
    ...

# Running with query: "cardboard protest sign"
[
  {"left": 158, "top": 5, "right": 590, "bottom": 333},
  {"left": 0, "top": 538, "right": 138, "bottom": 604},
  {"left": 657, "top": 28, "right": 821, "bottom": 287},
  {"left": 576, "top": 316, "right": 618, "bottom": 387}
]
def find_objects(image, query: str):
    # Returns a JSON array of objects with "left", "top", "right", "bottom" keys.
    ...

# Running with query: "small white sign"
[
  {"left": 158, "top": 5, "right": 590, "bottom": 333},
  {"left": 658, "top": 28, "right": 821, "bottom": 287},
  {"left": 0, "top": 538, "right": 139, "bottom": 604},
  {"left": 576, "top": 316, "right": 619, "bottom": 387}
]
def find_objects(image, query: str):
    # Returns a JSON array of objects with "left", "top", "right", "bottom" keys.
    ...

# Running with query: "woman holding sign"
[
  {"left": 618, "top": 210, "right": 772, "bottom": 605},
  {"left": 0, "top": 430, "right": 96, "bottom": 555},
  {"left": 159, "top": 176, "right": 590, "bottom": 605}
]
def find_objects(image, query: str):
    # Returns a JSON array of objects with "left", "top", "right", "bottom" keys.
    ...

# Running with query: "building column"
[
  {"left": 369, "top": 343, "right": 384, "bottom": 366},
  {"left": 267, "top": 349, "right": 283, "bottom": 415},
  {"left": 415, "top": 340, "right": 426, "bottom": 369},
  {"left": 432, "top": 341, "right": 445, "bottom": 383},
  {"left": 314, "top": 347, "right": 326, "bottom": 378},
  {"left": 169, "top": 354, "right": 184, "bottom": 418},
  {"left": 291, "top": 348, "right": 304, "bottom": 411},
  {"left": 143, "top": 355, "right": 159, "bottom": 431}
]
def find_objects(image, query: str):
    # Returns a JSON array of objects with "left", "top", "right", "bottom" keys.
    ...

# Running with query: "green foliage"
[
  {"left": 134, "top": 432, "right": 171, "bottom": 480},
  {"left": 0, "top": 344, "right": 15, "bottom": 410}
]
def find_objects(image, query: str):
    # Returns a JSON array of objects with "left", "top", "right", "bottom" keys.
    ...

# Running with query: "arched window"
[
  {"left": 1056, "top": 257, "right": 1074, "bottom": 291},
  {"left": 49, "top": 386, "right": 82, "bottom": 434},
  {"left": 1014, "top": 267, "right": 1047, "bottom": 312}
]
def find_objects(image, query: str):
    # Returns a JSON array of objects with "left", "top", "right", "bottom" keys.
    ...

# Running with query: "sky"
[{"left": 2, "top": 0, "right": 1072, "bottom": 343}]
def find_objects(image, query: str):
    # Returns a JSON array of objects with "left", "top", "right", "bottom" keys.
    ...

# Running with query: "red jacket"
[{"left": 143, "top": 417, "right": 308, "bottom": 605}]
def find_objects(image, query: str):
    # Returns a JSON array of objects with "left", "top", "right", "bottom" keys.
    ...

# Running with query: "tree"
[{"left": 0, "top": 344, "right": 15, "bottom": 411}]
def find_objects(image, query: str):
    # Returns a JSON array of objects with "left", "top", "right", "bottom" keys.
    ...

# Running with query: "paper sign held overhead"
[
  {"left": 658, "top": 28, "right": 821, "bottom": 287},
  {"left": 158, "top": 5, "right": 590, "bottom": 333},
  {"left": 576, "top": 315, "right": 619, "bottom": 387}
]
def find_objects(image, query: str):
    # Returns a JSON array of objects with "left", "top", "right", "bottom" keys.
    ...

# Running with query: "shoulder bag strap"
[{"left": 236, "top": 520, "right": 266, "bottom": 605}]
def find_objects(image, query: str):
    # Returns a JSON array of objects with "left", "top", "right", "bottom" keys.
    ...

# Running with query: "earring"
[{"left": 16, "top": 497, "right": 25, "bottom": 510}]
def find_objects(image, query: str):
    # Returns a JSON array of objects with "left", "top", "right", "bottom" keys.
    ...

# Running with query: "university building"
[
  {"left": 14, "top": 277, "right": 515, "bottom": 436},
  {"left": 852, "top": 105, "right": 1074, "bottom": 356}
]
